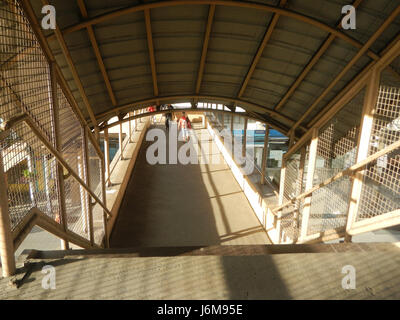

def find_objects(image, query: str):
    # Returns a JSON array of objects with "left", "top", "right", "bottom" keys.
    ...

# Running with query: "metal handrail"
[
  {"left": 272, "top": 138, "right": 400, "bottom": 214},
  {"left": 1, "top": 113, "right": 112, "bottom": 217}
]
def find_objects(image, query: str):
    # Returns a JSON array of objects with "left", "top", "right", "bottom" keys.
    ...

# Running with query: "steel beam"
[
  {"left": 274, "top": 0, "right": 365, "bottom": 112},
  {"left": 195, "top": 4, "right": 216, "bottom": 94},
  {"left": 144, "top": 9, "right": 159, "bottom": 98},
  {"left": 77, "top": 0, "right": 117, "bottom": 106},
  {"left": 238, "top": 0, "right": 287, "bottom": 98}
]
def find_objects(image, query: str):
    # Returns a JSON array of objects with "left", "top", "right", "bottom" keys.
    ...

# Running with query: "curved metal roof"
[{"left": 28, "top": 0, "right": 400, "bottom": 135}]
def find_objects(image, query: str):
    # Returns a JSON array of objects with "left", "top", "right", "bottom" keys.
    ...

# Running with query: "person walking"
[
  {"left": 186, "top": 115, "right": 193, "bottom": 141},
  {"left": 147, "top": 105, "right": 156, "bottom": 124},
  {"left": 178, "top": 112, "right": 189, "bottom": 141},
  {"left": 165, "top": 104, "right": 173, "bottom": 131}
]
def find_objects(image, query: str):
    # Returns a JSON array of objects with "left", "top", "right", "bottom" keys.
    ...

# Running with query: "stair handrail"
[
  {"left": 272, "top": 138, "right": 400, "bottom": 215},
  {"left": 12, "top": 207, "right": 99, "bottom": 251},
  {"left": 0, "top": 113, "right": 112, "bottom": 217}
]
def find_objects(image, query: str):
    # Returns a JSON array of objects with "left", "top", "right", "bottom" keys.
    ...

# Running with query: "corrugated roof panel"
[
  {"left": 201, "top": 5, "right": 275, "bottom": 98},
  {"left": 370, "top": 15, "right": 400, "bottom": 54},
  {"left": 201, "top": 82, "right": 240, "bottom": 98},
  {"left": 150, "top": 5, "right": 206, "bottom": 97},
  {"left": 25, "top": 0, "right": 400, "bottom": 131},
  {"left": 287, "top": 0, "right": 350, "bottom": 28},
  {"left": 346, "top": 0, "right": 400, "bottom": 45}
]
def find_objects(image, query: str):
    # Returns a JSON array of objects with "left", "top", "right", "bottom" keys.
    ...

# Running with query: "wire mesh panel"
[
  {"left": 280, "top": 148, "right": 307, "bottom": 242},
  {"left": 283, "top": 151, "right": 303, "bottom": 201},
  {"left": 356, "top": 61, "right": 400, "bottom": 222},
  {"left": 280, "top": 206, "right": 302, "bottom": 243},
  {"left": 307, "top": 176, "right": 351, "bottom": 235},
  {"left": 87, "top": 138, "right": 105, "bottom": 246},
  {"left": 63, "top": 174, "right": 90, "bottom": 240},
  {"left": 58, "top": 84, "right": 84, "bottom": 174},
  {"left": 306, "top": 88, "right": 366, "bottom": 235},
  {"left": 1, "top": 122, "right": 60, "bottom": 230},
  {"left": 57, "top": 85, "right": 92, "bottom": 238},
  {"left": 314, "top": 88, "right": 365, "bottom": 184},
  {"left": 87, "top": 139, "right": 102, "bottom": 199},
  {"left": 0, "top": 0, "right": 55, "bottom": 145},
  {"left": 91, "top": 203, "right": 104, "bottom": 246},
  {"left": 0, "top": 0, "right": 106, "bottom": 248}
]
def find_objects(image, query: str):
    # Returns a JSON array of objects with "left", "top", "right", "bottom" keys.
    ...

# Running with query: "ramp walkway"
[{"left": 110, "top": 123, "right": 271, "bottom": 247}]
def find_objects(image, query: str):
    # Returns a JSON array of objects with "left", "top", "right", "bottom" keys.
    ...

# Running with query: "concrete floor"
[
  {"left": 110, "top": 124, "right": 271, "bottom": 247},
  {"left": 2, "top": 244, "right": 400, "bottom": 299}
]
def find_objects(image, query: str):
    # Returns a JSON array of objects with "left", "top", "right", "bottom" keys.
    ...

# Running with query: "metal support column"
[
  {"left": 299, "top": 128, "right": 319, "bottom": 241},
  {"left": 100, "top": 156, "right": 109, "bottom": 248},
  {"left": 134, "top": 110, "right": 137, "bottom": 131},
  {"left": 119, "top": 123, "right": 125, "bottom": 161},
  {"left": 345, "top": 69, "right": 380, "bottom": 242},
  {"left": 260, "top": 125, "right": 270, "bottom": 185},
  {"left": 293, "top": 146, "right": 306, "bottom": 243},
  {"left": 128, "top": 112, "right": 133, "bottom": 143},
  {"left": 50, "top": 63, "right": 69, "bottom": 250},
  {"left": 0, "top": 153, "right": 16, "bottom": 277},
  {"left": 242, "top": 118, "right": 248, "bottom": 158},
  {"left": 82, "top": 127, "right": 94, "bottom": 246},
  {"left": 104, "top": 126, "right": 111, "bottom": 187}
]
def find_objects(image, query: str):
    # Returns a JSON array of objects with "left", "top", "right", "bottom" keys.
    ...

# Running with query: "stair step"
[{"left": 22, "top": 242, "right": 400, "bottom": 260}]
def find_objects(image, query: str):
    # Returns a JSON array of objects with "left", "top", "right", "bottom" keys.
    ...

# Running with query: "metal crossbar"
[
  {"left": 1, "top": 114, "right": 111, "bottom": 217},
  {"left": 273, "top": 138, "right": 400, "bottom": 214}
]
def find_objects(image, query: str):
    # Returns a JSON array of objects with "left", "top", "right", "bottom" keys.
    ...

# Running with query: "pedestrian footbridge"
[{"left": 0, "top": 0, "right": 400, "bottom": 299}]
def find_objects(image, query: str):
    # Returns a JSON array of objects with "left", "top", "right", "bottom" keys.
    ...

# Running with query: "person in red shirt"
[
  {"left": 147, "top": 105, "right": 156, "bottom": 124},
  {"left": 178, "top": 112, "right": 189, "bottom": 141}
]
